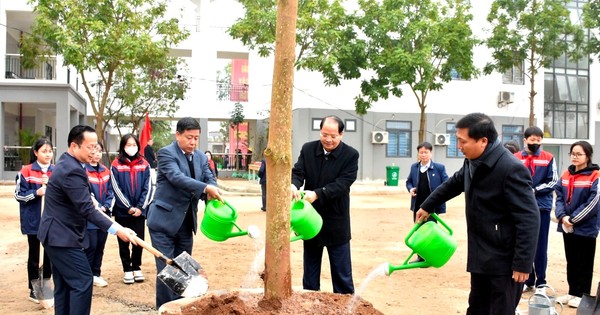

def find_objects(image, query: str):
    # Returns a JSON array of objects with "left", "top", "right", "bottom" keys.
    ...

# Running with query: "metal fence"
[{"left": 5, "top": 54, "right": 57, "bottom": 80}]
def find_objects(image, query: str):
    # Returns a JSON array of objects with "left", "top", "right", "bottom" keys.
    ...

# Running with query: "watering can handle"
[
  {"left": 404, "top": 213, "right": 453, "bottom": 244},
  {"left": 431, "top": 213, "right": 453, "bottom": 236}
]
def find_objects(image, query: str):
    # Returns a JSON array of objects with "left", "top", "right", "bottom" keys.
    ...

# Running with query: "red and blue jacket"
[
  {"left": 85, "top": 163, "right": 115, "bottom": 229},
  {"left": 14, "top": 161, "right": 55, "bottom": 235},
  {"left": 555, "top": 164, "right": 600, "bottom": 238},
  {"left": 514, "top": 149, "right": 558, "bottom": 210},
  {"left": 110, "top": 156, "right": 152, "bottom": 217}
]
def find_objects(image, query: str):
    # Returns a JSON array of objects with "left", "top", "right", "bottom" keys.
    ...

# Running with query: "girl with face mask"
[
  {"left": 14, "top": 137, "right": 55, "bottom": 303},
  {"left": 110, "top": 133, "right": 152, "bottom": 284}
]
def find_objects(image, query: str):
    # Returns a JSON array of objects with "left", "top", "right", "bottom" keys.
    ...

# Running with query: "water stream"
[
  {"left": 240, "top": 231, "right": 266, "bottom": 290},
  {"left": 346, "top": 262, "right": 389, "bottom": 314}
]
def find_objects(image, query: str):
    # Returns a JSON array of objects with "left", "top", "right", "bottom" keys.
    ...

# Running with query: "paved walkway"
[{"left": 0, "top": 178, "right": 406, "bottom": 198}]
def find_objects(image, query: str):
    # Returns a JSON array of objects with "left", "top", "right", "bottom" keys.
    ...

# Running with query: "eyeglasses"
[
  {"left": 570, "top": 153, "right": 586, "bottom": 158},
  {"left": 80, "top": 144, "right": 98, "bottom": 152},
  {"left": 320, "top": 133, "right": 340, "bottom": 140}
]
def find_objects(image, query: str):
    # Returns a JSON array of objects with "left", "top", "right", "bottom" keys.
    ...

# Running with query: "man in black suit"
[
  {"left": 146, "top": 117, "right": 222, "bottom": 308},
  {"left": 38, "top": 125, "right": 138, "bottom": 315},
  {"left": 291, "top": 115, "right": 359, "bottom": 294}
]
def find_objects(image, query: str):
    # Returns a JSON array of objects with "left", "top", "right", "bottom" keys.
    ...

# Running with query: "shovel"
[
  {"left": 32, "top": 193, "right": 54, "bottom": 309},
  {"left": 577, "top": 282, "right": 600, "bottom": 315},
  {"left": 133, "top": 236, "right": 209, "bottom": 298}
]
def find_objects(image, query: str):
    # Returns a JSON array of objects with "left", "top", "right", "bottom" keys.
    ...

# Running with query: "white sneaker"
[
  {"left": 93, "top": 276, "right": 108, "bottom": 287},
  {"left": 123, "top": 272, "right": 134, "bottom": 284},
  {"left": 568, "top": 296, "right": 581, "bottom": 308},
  {"left": 556, "top": 294, "right": 575, "bottom": 304},
  {"left": 133, "top": 270, "right": 144, "bottom": 282}
]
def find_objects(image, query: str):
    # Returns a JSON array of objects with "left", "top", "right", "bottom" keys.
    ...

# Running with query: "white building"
[{"left": 1, "top": 0, "right": 598, "bottom": 181}]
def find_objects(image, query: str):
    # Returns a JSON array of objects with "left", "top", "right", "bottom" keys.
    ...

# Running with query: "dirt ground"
[{"left": 1, "top": 184, "right": 599, "bottom": 314}]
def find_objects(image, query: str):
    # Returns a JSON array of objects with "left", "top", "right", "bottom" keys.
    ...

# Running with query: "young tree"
[
  {"left": 229, "top": 102, "right": 245, "bottom": 171},
  {"left": 484, "top": 0, "right": 581, "bottom": 126},
  {"left": 583, "top": 1, "right": 600, "bottom": 62},
  {"left": 20, "top": 0, "right": 189, "bottom": 145},
  {"left": 262, "top": 0, "right": 297, "bottom": 301},
  {"left": 230, "top": 0, "right": 477, "bottom": 144},
  {"left": 351, "top": 0, "right": 478, "bottom": 143},
  {"left": 112, "top": 57, "right": 189, "bottom": 135},
  {"left": 229, "top": 0, "right": 363, "bottom": 86}
]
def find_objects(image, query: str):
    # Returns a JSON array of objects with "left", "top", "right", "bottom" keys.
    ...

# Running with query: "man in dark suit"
[
  {"left": 146, "top": 117, "right": 222, "bottom": 308},
  {"left": 416, "top": 113, "right": 539, "bottom": 314},
  {"left": 291, "top": 115, "right": 359, "bottom": 294},
  {"left": 38, "top": 125, "right": 138, "bottom": 315}
]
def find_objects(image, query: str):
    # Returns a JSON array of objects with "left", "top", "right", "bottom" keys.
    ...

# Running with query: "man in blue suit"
[
  {"left": 146, "top": 117, "right": 223, "bottom": 308},
  {"left": 38, "top": 125, "right": 138, "bottom": 315}
]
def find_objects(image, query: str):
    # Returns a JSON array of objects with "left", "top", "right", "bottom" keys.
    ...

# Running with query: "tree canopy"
[
  {"left": 22, "top": 0, "right": 189, "bottom": 146},
  {"left": 484, "top": 0, "right": 582, "bottom": 126},
  {"left": 230, "top": 0, "right": 477, "bottom": 144},
  {"left": 583, "top": 0, "right": 600, "bottom": 62}
]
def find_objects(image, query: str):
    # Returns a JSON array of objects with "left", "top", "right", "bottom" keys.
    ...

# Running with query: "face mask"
[
  {"left": 527, "top": 143, "right": 540, "bottom": 153},
  {"left": 124, "top": 147, "right": 138, "bottom": 157}
]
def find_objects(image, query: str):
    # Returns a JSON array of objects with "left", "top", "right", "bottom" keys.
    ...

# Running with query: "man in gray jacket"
[{"left": 416, "top": 113, "right": 540, "bottom": 315}]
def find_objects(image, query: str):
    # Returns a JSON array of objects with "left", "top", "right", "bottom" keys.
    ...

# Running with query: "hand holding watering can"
[
  {"left": 201, "top": 199, "right": 260, "bottom": 242},
  {"left": 289, "top": 188, "right": 323, "bottom": 242}
]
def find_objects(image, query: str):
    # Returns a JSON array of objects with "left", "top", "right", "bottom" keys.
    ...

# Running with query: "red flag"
[{"left": 140, "top": 113, "right": 152, "bottom": 156}]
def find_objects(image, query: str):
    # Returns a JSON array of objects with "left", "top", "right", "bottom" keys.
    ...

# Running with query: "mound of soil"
[{"left": 177, "top": 291, "right": 384, "bottom": 315}]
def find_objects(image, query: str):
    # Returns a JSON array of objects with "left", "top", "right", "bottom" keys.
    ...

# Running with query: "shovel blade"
[
  {"left": 157, "top": 251, "right": 208, "bottom": 298},
  {"left": 31, "top": 277, "right": 54, "bottom": 309}
]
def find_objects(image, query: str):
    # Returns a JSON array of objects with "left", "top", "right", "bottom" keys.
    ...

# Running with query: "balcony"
[
  {"left": 216, "top": 83, "right": 249, "bottom": 102},
  {"left": 5, "top": 54, "right": 57, "bottom": 80}
]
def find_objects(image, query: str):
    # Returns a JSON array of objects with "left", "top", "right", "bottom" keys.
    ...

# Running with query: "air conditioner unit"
[
  {"left": 498, "top": 91, "right": 515, "bottom": 104},
  {"left": 435, "top": 133, "right": 450, "bottom": 146},
  {"left": 371, "top": 131, "right": 389, "bottom": 144}
]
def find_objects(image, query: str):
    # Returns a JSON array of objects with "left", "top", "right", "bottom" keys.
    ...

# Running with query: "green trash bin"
[{"left": 385, "top": 165, "right": 400, "bottom": 186}]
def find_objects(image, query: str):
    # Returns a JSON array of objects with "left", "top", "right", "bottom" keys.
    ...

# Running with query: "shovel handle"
[{"left": 132, "top": 235, "right": 173, "bottom": 265}]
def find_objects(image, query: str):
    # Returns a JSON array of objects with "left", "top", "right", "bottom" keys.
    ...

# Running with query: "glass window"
[
  {"left": 386, "top": 121, "right": 411, "bottom": 157},
  {"left": 312, "top": 118, "right": 321, "bottom": 131},
  {"left": 446, "top": 123, "right": 464, "bottom": 158},
  {"left": 345, "top": 119, "right": 356, "bottom": 132},
  {"left": 502, "top": 125, "right": 524, "bottom": 144},
  {"left": 544, "top": 0, "right": 589, "bottom": 140},
  {"left": 502, "top": 64, "right": 524, "bottom": 85}
]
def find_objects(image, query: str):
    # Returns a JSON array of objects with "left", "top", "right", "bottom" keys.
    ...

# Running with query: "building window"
[
  {"left": 502, "top": 125, "right": 524, "bottom": 144},
  {"left": 386, "top": 121, "right": 411, "bottom": 158},
  {"left": 345, "top": 119, "right": 356, "bottom": 132},
  {"left": 502, "top": 63, "right": 524, "bottom": 85},
  {"left": 312, "top": 118, "right": 322, "bottom": 131},
  {"left": 543, "top": 0, "right": 589, "bottom": 139},
  {"left": 446, "top": 123, "right": 464, "bottom": 158}
]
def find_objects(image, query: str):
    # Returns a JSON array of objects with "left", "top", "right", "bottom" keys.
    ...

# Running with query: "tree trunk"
[
  {"left": 418, "top": 103, "right": 427, "bottom": 144},
  {"left": 264, "top": 0, "right": 297, "bottom": 301}
]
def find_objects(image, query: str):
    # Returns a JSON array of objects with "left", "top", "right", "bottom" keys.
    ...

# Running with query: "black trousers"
[
  {"left": 114, "top": 216, "right": 145, "bottom": 272},
  {"left": 467, "top": 273, "right": 522, "bottom": 315},
  {"left": 27, "top": 234, "right": 52, "bottom": 290},
  {"left": 303, "top": 241, "right": 354, "bottom": 294},
  {"left": 563, "top": 232, "right": 596, "bottom": 297}
]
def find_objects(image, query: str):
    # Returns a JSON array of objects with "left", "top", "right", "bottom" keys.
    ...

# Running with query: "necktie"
[{"left": 186, "top": 154, "right": 195, "bottom": 178}]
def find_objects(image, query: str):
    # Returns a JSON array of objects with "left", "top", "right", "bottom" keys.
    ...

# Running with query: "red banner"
[
  {"left": 140, "top": 113, "right": 152, "bottom": 155},
  {"left": 230, "top": 59, "right": 248, "bottom": 102}
]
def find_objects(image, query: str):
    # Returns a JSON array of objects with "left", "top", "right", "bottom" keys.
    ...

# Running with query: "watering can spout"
[{"left": 386, "top": 260, "right": 431, "bottom": 275}]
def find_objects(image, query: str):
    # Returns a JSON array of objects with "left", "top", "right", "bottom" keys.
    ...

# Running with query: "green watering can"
[
  {"left": 386, "top": 213, "right": 457, "bottom": 275},
  {"left": 290, "top": 195, "right": 323, "bottom": 242},
  {"left": 201, "top": 199, "right": 260, "bottom": 242}
]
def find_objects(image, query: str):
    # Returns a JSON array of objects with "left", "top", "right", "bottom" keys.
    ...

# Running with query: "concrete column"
[{"left": 0, "top": 102, "right": 5, "bottom": 179}]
